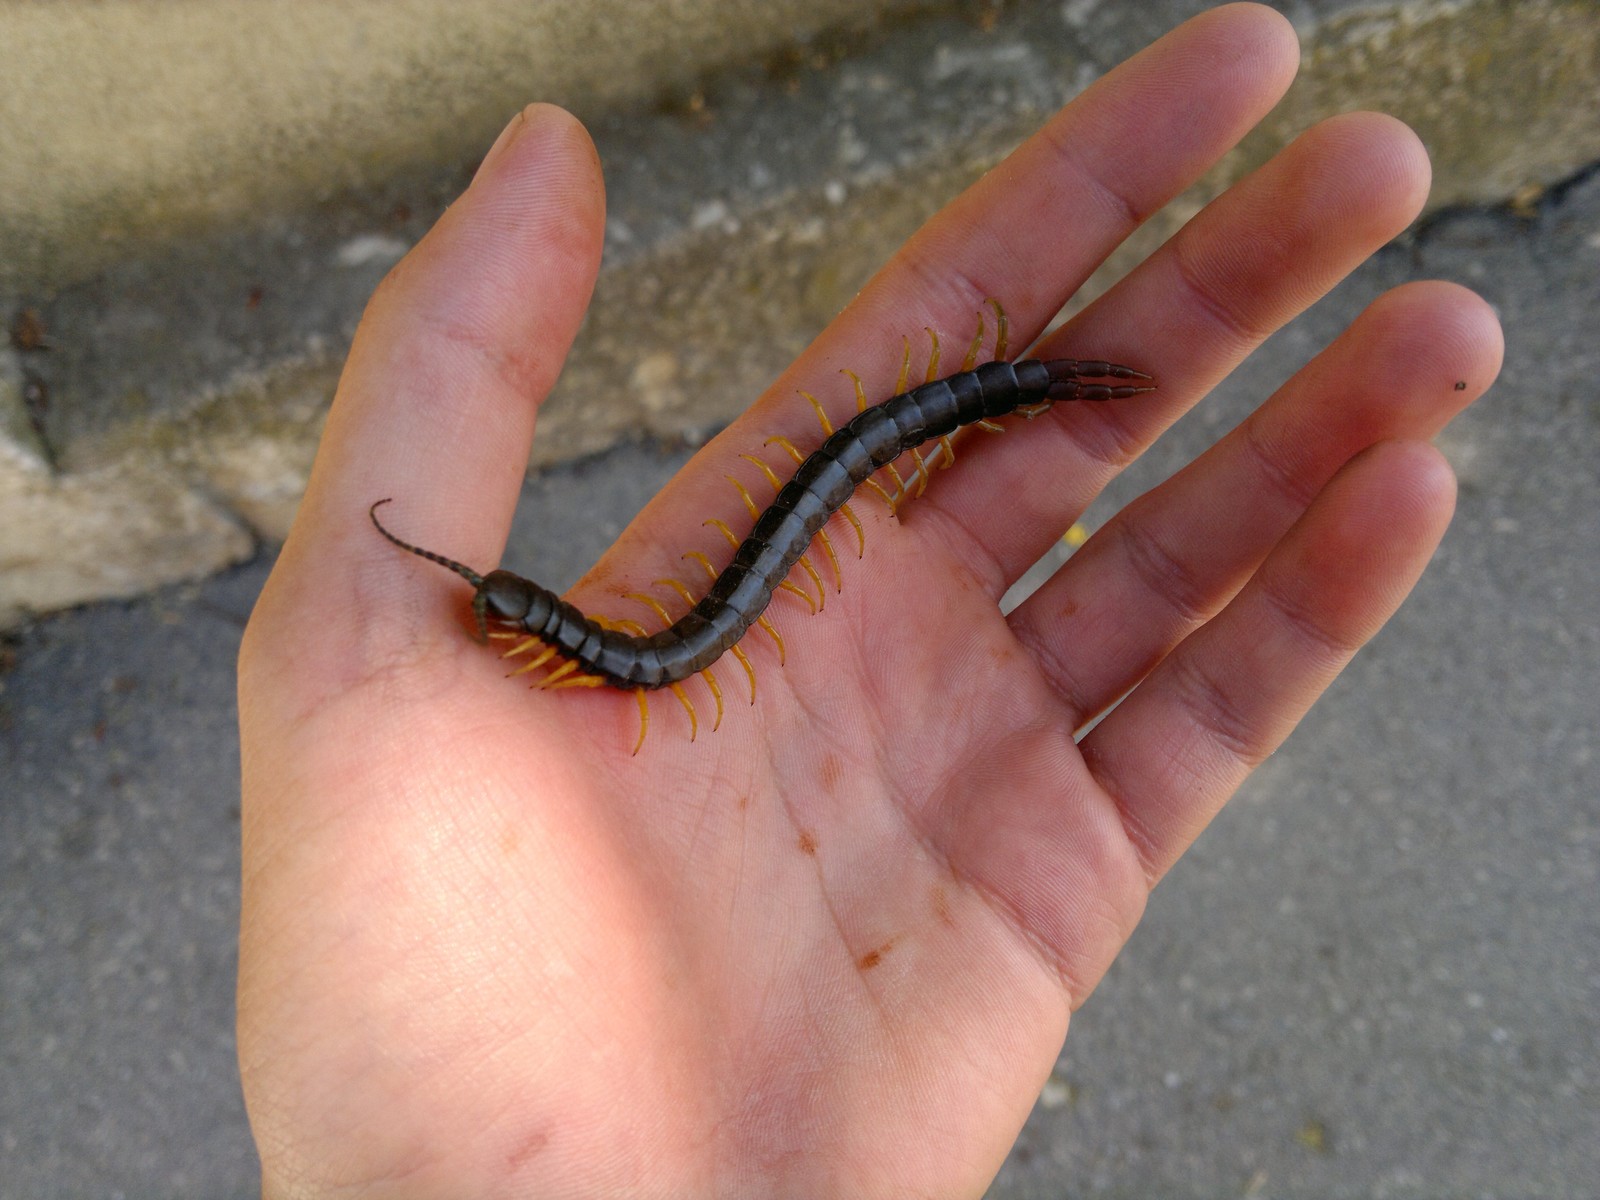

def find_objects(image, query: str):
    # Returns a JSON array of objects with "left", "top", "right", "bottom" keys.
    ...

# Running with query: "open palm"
[{"left": 236, "top": 6, "right": 1501, "bottom": 1196}]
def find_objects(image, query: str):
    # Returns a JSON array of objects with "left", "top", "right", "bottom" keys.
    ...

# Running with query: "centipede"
[{"left": 371, "top": 301, "right": 1153, "bottom": 752}]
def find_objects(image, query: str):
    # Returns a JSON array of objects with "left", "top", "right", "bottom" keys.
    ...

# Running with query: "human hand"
[{"left": 236, "top": 5, "right": 1502, "bottom": 1195}]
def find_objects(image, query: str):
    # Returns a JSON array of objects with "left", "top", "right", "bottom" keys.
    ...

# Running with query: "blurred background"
[{"left": 1, "top": 1, "right": 1596, "bottom": 1194}]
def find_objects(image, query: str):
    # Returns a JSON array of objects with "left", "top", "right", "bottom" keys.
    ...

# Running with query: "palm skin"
[{"left": 236, "top": 6, "right": 1503, "bottom": 1197}]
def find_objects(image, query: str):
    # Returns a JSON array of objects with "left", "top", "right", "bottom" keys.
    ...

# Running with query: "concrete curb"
[{"left": 3, "top": 0, "right": 1597, "bottom": 626}]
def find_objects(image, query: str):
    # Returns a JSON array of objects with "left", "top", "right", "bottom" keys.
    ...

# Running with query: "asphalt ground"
[{"left": 2, "top": 170, "right": 1596, "bottom": 1197}]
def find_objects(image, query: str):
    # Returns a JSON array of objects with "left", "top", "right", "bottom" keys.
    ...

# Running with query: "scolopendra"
[{"left": 371, "top": 301, "right": 1153, "bottom": 752}]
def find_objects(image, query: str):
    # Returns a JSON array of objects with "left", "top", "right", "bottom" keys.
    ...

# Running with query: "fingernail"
[{"left": 473, "top": 106, "right": 535, "bottom": 185}]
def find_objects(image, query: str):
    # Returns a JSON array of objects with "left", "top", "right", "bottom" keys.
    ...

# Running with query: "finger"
[
  {"left": 848, "top": 1, "right": 1301, "bottom": 354},
  {"left": 587, "top": 4, "right": 1300, "bottom": 591},
  {"left": 248, "top": 105, "right": 605, "bottom": 661},
  {"left": 1077, "top": 439, "right": 1458, "bottom": 884},
  {"left": 1010, "top": 281, "right": 1503, "bottom": 726},
  {"left": 926, "top": 109, "right": 1434, "bottom": 593}
]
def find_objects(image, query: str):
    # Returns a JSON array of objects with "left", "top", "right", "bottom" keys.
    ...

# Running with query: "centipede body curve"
[{"left": 372, "top": 311, "right": 1153, "bottom": 743}]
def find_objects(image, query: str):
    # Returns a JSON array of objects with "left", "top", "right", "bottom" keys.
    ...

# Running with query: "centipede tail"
[{"left": 372, "top": 304, "right": 1152, "bottom": 749}]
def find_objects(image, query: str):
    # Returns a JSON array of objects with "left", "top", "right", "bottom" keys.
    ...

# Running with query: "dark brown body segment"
[{"left": 475, "top": 357, "right": 1149, "bottom": 689}]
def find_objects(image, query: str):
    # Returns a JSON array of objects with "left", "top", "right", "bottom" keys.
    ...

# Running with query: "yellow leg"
[
  {"left": 621, "top": 595, "right": 698, "bottom": 742},
  {"left": 959, "top": 311, "right": 984, "bottom": 372},
  {"left": 667, "top": 682, "right": 698, "bottom": 743},
  {"left": 547, "top": 674, "right": 606, "bottom": 690},
  {"left": 632, "top": 688, "right": 650, "bottom": 756},
  {"left": 654, "top": 577, "right": 698, "bottom": 608},
  {"left": 539, "top": 660, "right": 580, "bottom": 688},
  {"left": 802, "top": 389, "right": 835, "bottom": 436},
  {"left": 793, "top": 552, "right": 826, "bottom": 609},
  {"left": 728, "top": 644, "right": 758, "bottom": 703},
  {"left": 509, "top": 645, "right": 559, "bottom": 677},
  {"left": 499, "top": 636, "right": 543, "bottom": 659},
  {"left": 843, "top": 367, "right": 906, "bottom": 506},
  {"left": 650, "top": 575, "right": 728, "bottom": 731},
  {"left": 990, "top": 298, "right": 1009, "bottom": 360},
  {"left": 755, "top": 614, "right": 786, "bottom": 664},
  {"left": 699, "top": 666, "right": 725, "bottom": 732},
  {"left": 625, "top": 590, "right": 675, "bottom": 628}
]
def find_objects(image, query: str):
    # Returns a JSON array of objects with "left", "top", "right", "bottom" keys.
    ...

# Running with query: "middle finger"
[{"left": 909, "top": 111, "right": 1433, "bottom": 591}]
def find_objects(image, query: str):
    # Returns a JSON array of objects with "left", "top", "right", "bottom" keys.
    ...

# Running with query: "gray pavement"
[{"left": 2, "top": 169, "right": 1597, "bottom": 1196}]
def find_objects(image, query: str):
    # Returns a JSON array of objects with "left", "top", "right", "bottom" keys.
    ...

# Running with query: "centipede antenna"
[{"left": 369, "top": 500, "right": 485, "bottom": 589}]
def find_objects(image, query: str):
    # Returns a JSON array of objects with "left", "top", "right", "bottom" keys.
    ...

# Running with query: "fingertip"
[
  {"left": 1370, "top": 437, "right": 1458, "bottom": 520},
  {"left": 1318, "top": 439, "right": 1458, "bottom": 599},
  {"left": 1355, "top": 279, "right": 1506, "bottom": 402},
  {"left": 472, "top": 103, "right": 605, "bottom": 223},
  {"left": 1298, "top": 110, "right": 1433, "bottom": 233},
  {"left": 1198, "top": 3, "right": 1302, "bottom": 78},
  {"left": 1417, "top": 280, "right": 1505, "bottom": 394},
  {"left": 443, "top": 103, "right": 606, "bottom": 306}
]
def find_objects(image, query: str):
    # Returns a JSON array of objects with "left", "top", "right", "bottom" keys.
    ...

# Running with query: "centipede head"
[{"left": 477, "top": 570, "right": 548, "bottom": 632}]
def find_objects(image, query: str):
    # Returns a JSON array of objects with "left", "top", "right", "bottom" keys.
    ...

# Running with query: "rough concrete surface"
[
  {"left": 1, "top": 160, "right": 1596, "bottom": 1198},
  {"left": 0, "top": 0, "right": 930, "bottom": 296},
  {"left": 5, "top": 0, "right": 1599, "bottom": 626}
]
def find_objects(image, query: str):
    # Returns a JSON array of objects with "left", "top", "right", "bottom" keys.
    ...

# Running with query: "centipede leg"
[
  {"left": 509, "top": 644, "right": 559, "bottom": 677},
  {"left": 653, "top": 576, "right": 728, "bottom": 729},
  {"left": 624, "top": 592, "right": 701, "bottom": 741},
  {"left": 755, "top": 614, "right": 786, "bottom": 664},
  {"left": 894, "top": 336, "right": 938, "bottom": 492},
  {"left": 667, "top": 682, "right": 698, "bottom": 743},
  {"left": 959, "top": 311, "right": 984, "bottom": 372},
  {"left": 539, "top": 660, "right": 581, "bottom": 688},
  {"left": 632, "top": 688, "right": 649, "bottom": 755},
  {"left": 499, "top": 636, "right": 543, "bottom": 659},
  {"left": 547, "top": 673, "right": 606, "bottom": 690},
  {"left": 728, "top": 644, "right": 757, "bottom": 703},
  {"left": 844, "top": 368, "right": 908, "bottom": 506},
  {"left": 625, "top": 591, "right": 676, "bottom": 629},
  {"left": 814, "top": 528, "right": 842, "bottom": 591},
  {"left": 989, "top": 298, "right": 1009, "bottom": 359},
  {"left": 700, "top": 666, "right": 725, "bottom": 732},
  {"left": 976, "top": 303, "right": 1013, "bottom": 432},
  {"left": 795, "top": 552, "right": 826, "bottom": 607},
  {"left": 802, "top": 389, "right": 835, "bottom": 436}
]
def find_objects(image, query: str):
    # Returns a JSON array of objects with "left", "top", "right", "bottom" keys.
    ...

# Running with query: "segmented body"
[{"left": 372, "top": 354, "right": 1149, "bottom": 690}]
